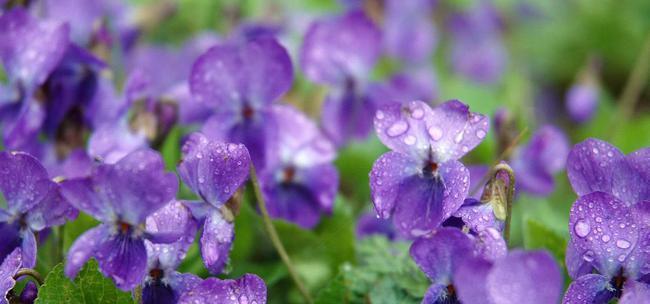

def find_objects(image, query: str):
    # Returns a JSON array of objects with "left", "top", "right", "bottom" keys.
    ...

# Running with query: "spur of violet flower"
[
  {"left": 259, "top": 105, "right": 338, "bottom": 229},
  {"left": 370, "top": 100, "right": 488, "bottom": 237},
  {"left": 0, "top": 248, "right": 22, "bottom": 304},
  {"left": 454, "top": 250, "right": 563, "bottom": 304},
  {"left": 60, "top": 149, "right": 179, "bottom": 290},
  {"left": 300, "top": 9, "right": 382, "bottom": 145},
  {"left": 562, "top": 138, "right": 650, "bottom": 303},
  {"left": 190, "top": 37, "right": 293, "bottom": 168},
  {"left": 178, "top": 273, "right": 267, "bottom": 304},
  {"left": 0, "top": 151, "right": 76, "bottom": 268},
  {"left": 177, "top": 132, "right": 251, "bottom": 274},
  {"left": 0, "top": 8, "right": 69, "bottom": 149},
  {"left": 511, "top": 125, "right": 569, "bottom": 196},
  {"left": 142, "top": 201, "right": 201, "bottom": 304}
]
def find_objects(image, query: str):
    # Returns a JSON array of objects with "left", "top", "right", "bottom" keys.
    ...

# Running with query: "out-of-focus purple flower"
[
  {"left": 18, "top": 281, "right": 37, "bottom": 304},
  {"left": 0, "top": 248, "right": 22, "bottom": 304},
  {"left": 370, "top": 100, "right": 488, "bottom": 236},
  {"left": 356, "top": 211, "right": 397, "bottom": 241},
  {"left": 448, "top": 1, "right": 506, "bottom": 84},
  {"left": 455, "top": 250, "right": 563, "bottom": 304},
  {"left": 260, "top": 105, "right": 338, "bottom": 228},
  {"left": 142, "top": 201, "right": 201, "bottom": 304},
  {"left": 0, "top": 8, "right": 69, "bottom": 149},
  {"left": 191, "top": 37, "right": 293, "bottom": 167},
  {"left": 383, "top": 0, "right": 437, "bottom": 64},
  {"left": 563, "top": 139, "right": 650, "bottom": 303},
  {"left": 60, "top": 149, "right": 179, "bottom": 290},
  {"left": 566, "top": 82, "right": 599, "bottom": 124},
  {"left": 367, "top": 69, "right": 437, "bottom": 106},
  {"left": 511, "top": 125, "right": 570, "bottom": 196},
  {"left": 0, "top": 151, "right": 75, "bottom": 268},
  {"left": 300, "top": 9, "right": 381, "bottom": 145},
  {"left": 177, "top": 132, "right": 251, "bottom": 274},
  {"left": 177, "top": 274, "right": 267, "bottom": 304}
]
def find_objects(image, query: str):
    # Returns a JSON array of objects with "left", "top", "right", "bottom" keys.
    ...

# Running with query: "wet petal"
[
  {"left": 454, "top": 257, "right": 494, "bottom": 304},
  {"left": 200, "top": 210, "right": 234, "bottom": 274},
  {"left": 565, "top": 244, "right": 596, "bottom": 279},
  {"left": 20, "top": 230, "right": 36, "bottom": 269},
  {"left": 321, "top": 89, "right": 376, "bottom": 146},
  {"left": 190, "top": 38, "right": 292, "bottom": 107},
  {"left": 474, "top": 227, "right": 507, "bottom": 261},
  {"left": 0, "top": 151, "right": 53, "bottom": 213},
  {"left": 60, "top": 177, "right": 114, "bottom": 222},
  {"left": 26, "top": 182, "right": 76, "bottom": 230},
  {"left": 178, "top": 132, "right": 250, "bottom": 207},
  {"left": 427, "top": 100, "right": 490, "bottom": 162},
  {"left": 409, "top": 228, "right": 475, "bottom": 284},
  {"left": 178, "top": 274, "right": 266, "bottom": 304},
  {"left": 626, "top": 147, "right": 650, "bottom": 201},
  {"left": 65, "top": 225, "right": 109, "bottom": 279},
  {"left": 486, "top": 250, "right": 563, "bottom": 304},
  {"left": 0, "top": 8, "right": 69, "bottom": 86},
  {"left": 98, "top": 149, "right": 178, "bottom": 224},
  {"left": 369, "top": 152, "right": 420, "bottom": 220},
  {"left": 0, "top": 248, "right": 22, "bottom": 303},
  {"left": 392, "top": 160, "right": 469, "bottom": 237},
  {"left": 625, "top": 200, "right": 650, "bottom": 279},
  {"left": 619, "top": 280, "right": 650, "bottom": 304},
  {"left": 0, "top": 222, "right": 21, "bottom": 265},
  {"left": 96, "top": 234, "right": 148, "bottom": 290},
  {"left": 422, "top": 284, "right": 450, "bottom": 304},
  {"left": 87, "top": 120, "right": 148, "bottom": 164},
  {"left": 453, "top": 199, "right": 503, "bottom": 233},
  {"left": 373, "top": 100, "right": 435, "bottom": 159},
  {"left": 568, "top": 192, "right": 638, "bottom": 277},
  {"left": 170, "top": 273, "right": 202, "bottom": 297},
  {"left": 567, "top": 138, "right": 643, "bottom": 204},
  {"left": 300, "top": 10, "right": 381, "bottom": 84},
  {"left": 562, "top": 274, "right": 612, "bottom": 304},
  {"left": 145, "top": 201, "right": 197, "bottom": 270}
]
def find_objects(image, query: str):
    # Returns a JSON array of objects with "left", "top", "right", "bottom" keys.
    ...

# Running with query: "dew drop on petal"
[
  {"left": 476, "top": 129, "right": 486, "bottom": 139},
  {"left": 376, "top": 110, "right": 385, "bottom": 120},
  {"left": 387, "top": 121, "right": 409, "bottom": 137},
  {"left": 602, "top": 235, "right": 610, "bottom": 242},
  {"left": 411, "top": 107, "right": 424, "bottom": 119},
  {"left": 574, "top": 220, "right": 590, "bottom": 237},
  {"left": 428, "top": 126, "right": 443, "bottom": 141},
  {"left": 583, "top": 250, "right": 595, "bottom": 262},
  {"left": 616, "top": 239, "right": 631, "bottom": 249},
  {"left": 403, "top": 135, "right": 416, "bottom": 145}
]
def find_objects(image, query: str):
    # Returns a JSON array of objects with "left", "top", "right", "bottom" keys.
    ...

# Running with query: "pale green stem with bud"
[
  {"left": 489, "top": 163, "right": 516, "bottom": 244},
  {"left": 249, "top": 165, "right": 314, "bottom": 304}
]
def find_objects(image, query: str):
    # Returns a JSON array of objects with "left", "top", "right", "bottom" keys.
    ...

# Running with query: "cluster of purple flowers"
[{"left": 0, "top": 1, "right": 646, "bottom": 304}]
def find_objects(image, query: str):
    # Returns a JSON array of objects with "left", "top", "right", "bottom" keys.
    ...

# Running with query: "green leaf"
[
  {"left": 523, "top": 219, "right": 568, "bottom": 265},
  {"left": 160, "top": 125, "right": 182, "bottom": 171},
  {"left": 314, "top": 274, "right": 347, "bottom": 304},
  {"left": 63, "top": 213, "right": 100, "bottom": 253},
  {"left": 35, "top": 260, "right": 134, "bottom": 304}
]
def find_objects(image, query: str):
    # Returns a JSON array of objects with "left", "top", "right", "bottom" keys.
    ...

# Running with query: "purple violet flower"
[
  {"left": 142, "top": 201, "right": 201, "bottom": 304},
  {"left": 60, "top": 149, "right": 179, "bottom": 290},
  {"left": 566, "top": 82, "right": 599, "bottom": 124},
  {"left": 367, "top": 70, "right": 438, "bottom": 107},
  {"left": 191, "top": 37, "right": 293, "bottom": 168},
  {"left": 356, "top": 211, "right": 398, "bottom": 241},
  {"left": 383, "top": 0, "right": 437, "bottom": 65},
  {"left": 178, "top": 273, "right": 267, "bottom": 304},
  {"left": 454, "top": 250, "right": 563, "bottom": 304},
  {"left": 259, "top": 105, "right": 338, "bottom": 228},
  {"left": 300, "top": 9, "right": 382, "bottom": 145},
  {"left": 370, "top": 100, "right": 488, "bottom": 237},
  {"left": 563, "top": 139, "right": 650, "bottom": 303},
  {"left": 511, "top": 125, "right": 570, "bottom": 196},
  {"left": 0, "top": 151, "right": 75, "bottom": 268},
  {"left": 177, "top": 132, "right": 251, "bottom": 274},
  {"left": 0, "top": 248, "right": 22, "bottom": 304}
]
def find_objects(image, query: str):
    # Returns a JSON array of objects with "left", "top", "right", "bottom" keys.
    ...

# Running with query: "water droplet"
[
  {"left": 428, "top": 126, "right": 443, "bottom": 141},
  {"left": 376, "top": 111, "right": 385, "bottom": 120},
  {"left": 387, "top": 121, "right": 409, "bottom": 137},
  {"left": 616, "top": 239, "right": 631, "bottom": 249},
  {"left": 411, "top": 107, "right": 424, "bottom": 119},
  {"left": 602, "top": 235, "right": 610, "bottom": 242},
  {"left": 583, "top": 250, "right": 595, "bottom": 262},
  {"left": 476, "top": 129, "right": 486, "bottom": 139},
  {"left": 403, "top": 135, "right": 416, "bottom": 145},
  {"left": 574, "top": 220, "right": 591, "bottom": 237}
]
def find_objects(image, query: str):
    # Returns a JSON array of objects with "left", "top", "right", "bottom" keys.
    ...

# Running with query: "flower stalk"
[
  {"left": 14, "top": 268, "right": 44, "bottom": 285},
  {"left": 249, "top": 165, "right": 314, "bottom": 304},
  {"left": 490, "top": 163, "right": 516, "bottom": 244}
]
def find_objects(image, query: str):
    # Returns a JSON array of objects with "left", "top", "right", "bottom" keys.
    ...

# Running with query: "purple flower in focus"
[
  {"left": 454, "top": 250, "right": 563, "bottom": 304},
  {"left": 300, "top": 10, "right": 382, "bottom": 145},
  {"left": 0, "top": 8, "right": 69, "bottom": 149},
  {"left": 448, "top": 1, "right": 507, "bottom": 84},
  {"left": 0, "top": 248, "right": 22, "bottom": 304},
  {"left": 191, "top": 37, "right": 293, "bottom": 167},
  {"left": 142, "top": 201, "right": 201, "bottom": 304},
  {"left": 370, "top": 100, "right": 488, "bottom": 237},
  {"left": 60, "top": 149, "right": 179, "bottom": 290},
  {"left": 563, "top": 139, "right": 650, "bottom": 303},
  {"left": 178, "top": 273, "right": 267, "bottom": 304},
  {"left": 566, "top": 82, "right": 599, "bottom": 124},
  {"left": 383, "top": 0, "right": 437, "bottom": 64},
  {"left": 177, "top": 132, "right": 251, "bottom": 274},
  {"left": 0, "top": 151, "right": 75, "bottom": 268},
  {"left": 259, "top": 105, "right": 338, "bottom": 228},
  {"left": 511, "top": 125, "right": 570, "bottom": 196}
]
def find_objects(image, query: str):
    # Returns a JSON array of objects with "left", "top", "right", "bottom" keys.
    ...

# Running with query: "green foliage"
[
  {"left": 35, "top": 260, "right": 134, "bottom": 304},
  {"left": 63, "top": 213, "right": 100, "bottom": 253},
  {"left": 161, "top": 125, "right": 183, "bottom": 171},
  {"left": 523, "top": 219, "right": 567, "bottom": 265}
]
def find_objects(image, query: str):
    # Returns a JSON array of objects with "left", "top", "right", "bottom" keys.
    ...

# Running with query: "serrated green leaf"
[{"left": 35, "top": 260, "right": 134, "bottom": 304}]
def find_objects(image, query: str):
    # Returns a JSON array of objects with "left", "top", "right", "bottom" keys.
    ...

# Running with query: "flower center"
[
  {"left": 149, "top": 268, "right": 164, "bottom": 281},
  {"left": 611, "top": 270, "right": 627, "bottom": 298},
  {"left": 242, "top": 103, "right": 254, "bottom": 120},
  {"left": 445, "top": 284, "right": 459, "bottom": 302},
  {"left": 118, "top": 221, "right": 132, "bottom": 235},
  {"left": 422, "top": 161, "right": 439, "bottom": 178},
  {"left": 282, "top": 166, "right": 296, "bottom": 184}
]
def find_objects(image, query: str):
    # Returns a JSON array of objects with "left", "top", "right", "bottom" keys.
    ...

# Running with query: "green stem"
[
  {"left": 249, "top": 165, "right": 313, "bottom": 304},
  {"left": 609, "top": 33, "right": 650, "bottom": 139},
  {"left": 14, "top": 268, "right": 44, "bottom": 285},
  {"left": 491, "top": 163, "right": 516, "bottom": 245}
]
